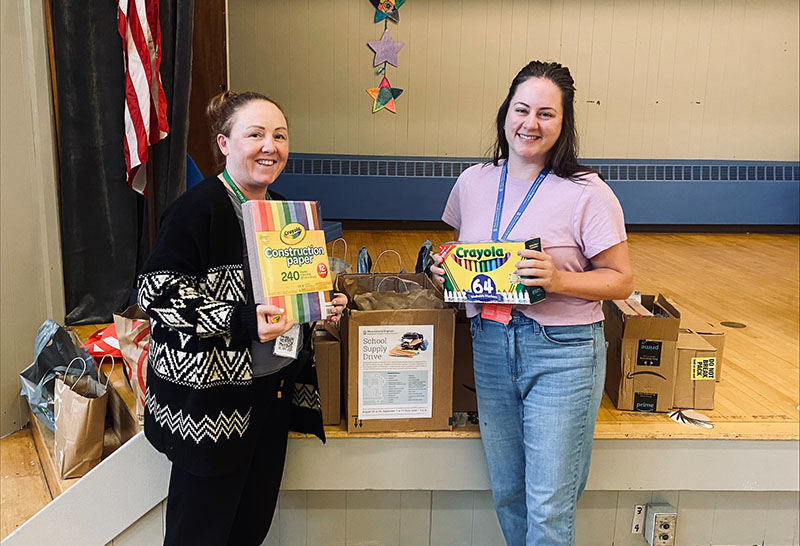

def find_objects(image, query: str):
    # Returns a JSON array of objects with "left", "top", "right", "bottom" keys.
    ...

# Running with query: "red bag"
[{"left": 82, "top": 324, "right": 123, "bottom": 359}]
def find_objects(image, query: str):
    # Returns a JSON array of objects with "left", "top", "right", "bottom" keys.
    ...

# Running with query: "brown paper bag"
[
  {"left": 53, "top": 357, "right": 112, "bottom": 478},
  {"left": 113, "top": 304, "right": 150, "bottom": 424}
]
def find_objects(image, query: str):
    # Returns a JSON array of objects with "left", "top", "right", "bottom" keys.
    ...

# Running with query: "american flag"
[{"left": 117, "top": 0, "right": 169, "bottom": 195}]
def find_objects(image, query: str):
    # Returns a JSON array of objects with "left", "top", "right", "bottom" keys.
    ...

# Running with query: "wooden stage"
[
  {"left": 323, "top": 229, "right": 799, "bottom": 441},
  {"left": 62, "top": 230, "right": 799, "bottom": 442},
  {"left": 1, "top": 231, "right": 797, "bottom": 539}
]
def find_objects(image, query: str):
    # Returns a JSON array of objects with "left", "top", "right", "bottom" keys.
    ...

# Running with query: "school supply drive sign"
[{"left": 358, "top": 325, "right": 434, "bottom": 420}]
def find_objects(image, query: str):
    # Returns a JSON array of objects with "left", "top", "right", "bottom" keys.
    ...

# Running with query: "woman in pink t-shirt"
[{"left": 433, "top": 61, "right": 633, "bottom": 546}]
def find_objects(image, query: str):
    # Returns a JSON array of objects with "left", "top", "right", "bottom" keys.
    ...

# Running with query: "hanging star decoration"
[
  {"left": 367, "top": 29, "right": 404, "bottom": 68},
  {"left": 366, "top": 76, "right": 404, "bottom": 113},
  {"left": 370, "top": 0, "right": 405, "bottom": 23}
]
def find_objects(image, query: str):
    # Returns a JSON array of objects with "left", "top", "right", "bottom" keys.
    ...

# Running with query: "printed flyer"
[{"left": 358, "top": 325, "right": 434, "bottom": 420}]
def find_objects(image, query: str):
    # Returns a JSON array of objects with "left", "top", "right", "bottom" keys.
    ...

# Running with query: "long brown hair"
[{"left": 490, "top": 61, "right": 598, "bottom": 180}]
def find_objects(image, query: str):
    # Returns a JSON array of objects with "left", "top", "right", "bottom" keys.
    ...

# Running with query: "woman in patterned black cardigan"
[{"left": 138, "top": 91, "right": 347, "bottom": 546}]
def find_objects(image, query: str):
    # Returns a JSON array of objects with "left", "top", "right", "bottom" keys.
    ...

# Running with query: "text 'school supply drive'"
[{"left": 337, "top": 274, "right": 455, "bottom": 433}]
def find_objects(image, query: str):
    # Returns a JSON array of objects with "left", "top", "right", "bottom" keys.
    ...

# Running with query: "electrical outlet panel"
[{"left": 644, "top": 503, "right": 677, "bottom": 546}]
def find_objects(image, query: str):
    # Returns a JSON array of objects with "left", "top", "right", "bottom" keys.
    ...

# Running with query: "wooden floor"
[
  {"left": 324, "top": 230, "right": 800, "bottom": 440},
  {"left": 0, "top": 428, "right": 51, "bottom": 540},
  {"left": 1, "top": 232, "right": 797, "bottom": 539},
  {"left": 0, "top": 342, "right": 140, "bottom": 541}
]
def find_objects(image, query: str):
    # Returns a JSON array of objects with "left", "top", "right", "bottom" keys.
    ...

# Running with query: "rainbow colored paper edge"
[{"left": 242, "top": 200, "right": 334, "bottom": 324}]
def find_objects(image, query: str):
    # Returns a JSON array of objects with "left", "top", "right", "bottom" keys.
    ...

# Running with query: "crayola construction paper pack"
[
  {"left": 438, "top": 239, "right": 545, "bottom": 304},
  {"left": 243, "top": 200, "right": 333, "bottom": 323}
]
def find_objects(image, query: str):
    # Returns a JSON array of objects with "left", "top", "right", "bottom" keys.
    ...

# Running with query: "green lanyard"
[{"left": 222, "top": 169, "right": 269, "bottom": 203}]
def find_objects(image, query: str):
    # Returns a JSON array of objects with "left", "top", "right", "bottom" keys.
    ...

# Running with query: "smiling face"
[
  {"left": 217, "top": 100, "right": 288, "bottom": 197},
  {"left": 503, "top": 77, "right": 563, "bottom": 171}
]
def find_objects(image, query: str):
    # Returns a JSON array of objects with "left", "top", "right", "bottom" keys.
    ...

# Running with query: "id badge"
[
  {"left": 481, "top": 303, "right": 512, "bottom": 324},
  {"left": 273, "top": 324, "right": 301, "bottom": 359}
]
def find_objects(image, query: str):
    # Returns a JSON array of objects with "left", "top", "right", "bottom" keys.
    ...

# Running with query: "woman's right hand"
[
  {"left": 430, "top": 253, "right": 446, "bottom": 286},
  {"left": 255, "top": 304, "right": 297, "bottom": 343}
]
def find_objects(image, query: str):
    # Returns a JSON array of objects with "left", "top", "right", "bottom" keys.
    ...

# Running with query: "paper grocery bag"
[
  {"left": 53, "top": 358, "right": 110, "bottom": 479},
  {"left": 113, "top": 305, "right": 150, "bottom": 424}
]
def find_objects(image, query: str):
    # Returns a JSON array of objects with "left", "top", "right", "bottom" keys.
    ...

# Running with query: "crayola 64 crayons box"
[
  {"left": 243, "top": 200, "right": 334, "bottom": 323},
  {"left": 439, "top": 239, "right": 545, "bottom": 304}
]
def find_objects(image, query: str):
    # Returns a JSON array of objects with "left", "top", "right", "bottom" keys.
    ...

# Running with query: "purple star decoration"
[{"left": 367, "top": 29, "right": 404, "bottom": 67}]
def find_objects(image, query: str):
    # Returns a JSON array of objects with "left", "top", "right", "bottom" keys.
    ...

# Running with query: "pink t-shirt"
[{"left": 442, "top": 162, "right": 627, "bottom": 326}]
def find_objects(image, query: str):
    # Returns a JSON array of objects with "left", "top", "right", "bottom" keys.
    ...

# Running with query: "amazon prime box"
[{"left": 603, "top": 294, "right": 681, "bottom": 412}]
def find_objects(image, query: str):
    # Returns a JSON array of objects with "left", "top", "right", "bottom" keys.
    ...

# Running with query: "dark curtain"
[
  {"left": 53, "top": 0, "right": 194, "bottom": 325},
  {"left": 150, "top": 0, "right": 195, "bottom": 235}
]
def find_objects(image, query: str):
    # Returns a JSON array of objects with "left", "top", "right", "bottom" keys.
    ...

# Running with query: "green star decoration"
[{"left": 370, "top": 0, "right": 406, "bottom": 23}]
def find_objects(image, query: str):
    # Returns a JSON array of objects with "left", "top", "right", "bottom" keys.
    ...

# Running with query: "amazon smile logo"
[{"left": 626, "top": 371, "right": 667, "bottom": 380}]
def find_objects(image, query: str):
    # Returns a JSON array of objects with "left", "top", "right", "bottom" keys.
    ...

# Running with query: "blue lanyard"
[{"left": 491, "top": 162, "right": 550, "bottom": 241}]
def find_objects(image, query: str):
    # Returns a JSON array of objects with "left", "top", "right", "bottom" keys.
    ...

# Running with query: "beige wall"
[
  {"left": 1, "top": 0, "right": 64, "bottom": 435},
  {"left": 228, "top": 0, "right": 800, "bottom": 161},
  {"left": 108, "top": 490, "right": 799, "bottom": 546}
]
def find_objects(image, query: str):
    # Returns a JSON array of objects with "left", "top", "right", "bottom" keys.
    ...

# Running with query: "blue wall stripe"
[{"left": 272, "top": 154, "right": 800, "bottom": 225}]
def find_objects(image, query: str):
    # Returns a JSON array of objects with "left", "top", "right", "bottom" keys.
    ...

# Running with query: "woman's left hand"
[
  {"left": 429, "top": 253, "right": 446, "bottom": 286},
  {"left": 326, "top": 292, "right": 348, "bottom": 323},
  {"left": 515, "top": 247, "right": 564, "bottom": 293}
]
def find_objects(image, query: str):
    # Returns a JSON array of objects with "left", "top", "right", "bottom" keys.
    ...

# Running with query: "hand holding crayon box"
[{"left": 438, "top": 239, "right": 545, "bottom": 304}]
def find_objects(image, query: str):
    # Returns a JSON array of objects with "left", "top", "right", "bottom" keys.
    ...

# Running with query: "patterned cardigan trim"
[
  {"left": 145, "top": 389, "right": 251, "bottom": 444},
  {"left": 139, "top": 266, "right": 247, "bottom": 339},
  {"left": 293, "top": 383, "right": 321, "bottom": 411},
  {"left": 139, "top": 264, "right": 254, "bottom": 388},
  {"left": 148, "top": 339, "right": 253, "bottom": 389}
]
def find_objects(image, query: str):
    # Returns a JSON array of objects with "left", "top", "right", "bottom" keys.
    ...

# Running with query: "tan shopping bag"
[
  {"left": 113, "top": 304, "right": 150, "bottom": 424},
  {"left": 53, "top": 357, "right": 113, "bottom": 479}
]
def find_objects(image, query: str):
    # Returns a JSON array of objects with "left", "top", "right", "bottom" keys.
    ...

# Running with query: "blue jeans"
[{"left": 470, "top": 312, "right": 606, "bottom": 546}]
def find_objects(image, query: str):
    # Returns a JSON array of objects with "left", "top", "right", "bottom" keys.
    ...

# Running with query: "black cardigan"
[{"left": 138, "top": 176, "right": 324, "bottom": 476}]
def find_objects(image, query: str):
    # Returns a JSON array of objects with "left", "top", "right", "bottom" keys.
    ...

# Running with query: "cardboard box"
[
  {"left": 603, "top": 294, "right": 681, "bottom": 412},
  {"left": 338, "top": 273, "right": 455, "bottom": 432},
  {"left": 452, "top": 310, "right": 477, "bottom": 413},
  {"left": 312, "top": 325, "right": 342, "bottom": 426},
  {"left": 676, "top": 309, "right": 726, "bottom": 382},
  {"left": 673, "top": 331, "right": 717, "bottom": 410}
]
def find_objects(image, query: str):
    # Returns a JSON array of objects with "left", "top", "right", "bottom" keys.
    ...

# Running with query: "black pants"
[{"left": 163, "top": 362, "right": 298, "bottom": 546}]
